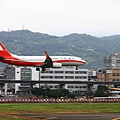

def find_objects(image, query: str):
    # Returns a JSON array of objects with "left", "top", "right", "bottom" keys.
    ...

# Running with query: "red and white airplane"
[{"left": 0, "top": 42, "right": 86, "bottom": 71}]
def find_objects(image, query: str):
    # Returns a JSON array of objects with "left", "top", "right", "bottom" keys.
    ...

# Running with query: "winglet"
[{"left": 44, "top": 50, "right": 50, "bottom": 58}]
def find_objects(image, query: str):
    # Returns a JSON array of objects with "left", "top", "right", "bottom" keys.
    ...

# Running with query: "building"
[
  {"left": 97, "top": 53, "right": 120, "bottom": 89},
  {"left": 15, "top": 66, "right": 88, "bottom": 95},
  {"left": 0, "top": 68, "right": 5, "bottom": 95},
  {"left": 104, "top": 53, "right": 120, "bottom": 68},
  {"left": 88, "top": 70, "right": 97, "bottom": 81},
  {"left": 88, "top": 69, "right": 97, "bottom": 91},
  {"left": 3, "top": 65, "right": 88, "bottom": 95},
  {"left": 97, "top": 68, "right": 120, "bottom": 88}
]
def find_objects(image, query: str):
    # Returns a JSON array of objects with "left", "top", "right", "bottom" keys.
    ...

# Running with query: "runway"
[{"left": 15, "top": 113, "right": 120, "bottom": 120}]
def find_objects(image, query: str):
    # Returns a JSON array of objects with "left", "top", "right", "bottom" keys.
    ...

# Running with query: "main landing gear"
[
  {"left": 36, "top": 67, "right": 40, "bottom": 71},
  {"left": 36, "top": 67, "right": 46, "bottom": 72}
]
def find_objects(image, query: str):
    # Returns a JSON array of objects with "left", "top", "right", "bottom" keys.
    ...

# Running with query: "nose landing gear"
[{"left": 76, "top": 66, "right": 78, "bottom": 70}]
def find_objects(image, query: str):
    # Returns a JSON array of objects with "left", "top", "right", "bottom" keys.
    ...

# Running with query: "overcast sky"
[{"left": 0, "top": 0, "right": 120, "bottom": 36}]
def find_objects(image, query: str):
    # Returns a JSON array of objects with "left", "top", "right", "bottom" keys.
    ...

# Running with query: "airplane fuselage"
[{"left": 1, "top": 53, "right": 86, "bottom": 67}]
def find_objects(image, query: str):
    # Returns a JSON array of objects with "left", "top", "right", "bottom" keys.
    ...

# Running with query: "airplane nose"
[{"left": 82, "top": 60, "right": 86, "bottom": 64}]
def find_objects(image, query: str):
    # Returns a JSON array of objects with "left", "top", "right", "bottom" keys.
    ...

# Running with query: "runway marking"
[
  {"left": 112, "top": 118, "right": 120, "bottom": 120},
  {"left": 43, "top": 117, "right": 57, "bottom": 120}
]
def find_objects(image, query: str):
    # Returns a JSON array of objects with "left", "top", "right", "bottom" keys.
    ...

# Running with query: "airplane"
[{"left": 0, "top": 42, "right": 86, "bottom": 71}]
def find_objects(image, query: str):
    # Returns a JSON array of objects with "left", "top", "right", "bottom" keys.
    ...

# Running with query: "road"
[
  {"left": 16, "top": 113, "right": 120, "bottom": 120},
  {"left": 0, "top": 79, "right": 120, "bottom": 85}
]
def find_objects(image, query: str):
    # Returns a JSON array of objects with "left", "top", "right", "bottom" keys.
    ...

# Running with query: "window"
[
  {"left": 75, "top": 76, "right": 81, "bottom": 79},
  {"left": 116, "top": 73, "right": 119, "bottom": 76},
  {"left": 112, "top": 73, "right": 115, "bottom": 76},
  {"left": 54, "top": 86, "right": 59, "bottom": 88},
  {"left": 65, "top": 71, "right": 74, "bottom": 74},
  {"left": 67, "top": 86, "right": 74, "bottom": 88},
  {"left": 75, "top": 71, "right": 87, "bottom": 74},
  {"left": 49, "top": 86, "right": 53, "bottom": 88},
  {"left": 41, "top": 86, "right": 45, "bottom": 88},
  {"left": 55, "top": 71, "right": 64, "bottom": 74},
  {"left": 41, "top": 76, "right": 53, "bottom": 79},
  {"left": 75, "top": 86, "right": 79, "bottom": 88},
  {"left": 42, "top": 71, "right": 53, "bottom": 73},
  {"left": 83, "top": 76, "right": 87, "bottom": 79},
  {"left": 75, "top": 76, "right": 87, "bottom": 79},
  {"left": 116, "top": 79, "right": 119, "bottom": 81},
  {"left": 21, "top": 68, "right": 31, "bottom": 80},
  {"left": 83, "top": 86, "right": 87, "bottom": 88},
  {"left": 21, "top": 68, "right": 31, "bottom": 86},
  {"left": 65, "top": 76, "right": 74, "bottom": 79},
  {"left": 55, "top": 76, "right": 63, "bottom": 79},
  {"left": 112, "top": 79, "right": 115, "bottom": 81}
]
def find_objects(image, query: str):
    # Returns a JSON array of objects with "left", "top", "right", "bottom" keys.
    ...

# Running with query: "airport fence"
[{"left": 0, "top": 98, "right": 120, "bottom": 103}]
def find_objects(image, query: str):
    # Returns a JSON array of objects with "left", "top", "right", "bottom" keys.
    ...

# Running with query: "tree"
[
  {"left": 97, "top": 85, "right": 108, "bottom": 92},
  {"left": 85, "top": 91, "right": 94, "bottom": 98},
  {"left": 94, "top": 90, "right": 109, "bottom": 97},
  {"left": 31, "top": 88, "right": 75, "bottom": 98},
  {"left": 93, "top": 85, "right": 110, "bottom": 97},
  {"left": 60, "top": 89, "right": 69, "bottom": 96},
  {"left": 31, "top": 88, "right": 45, "bottom": 97}
]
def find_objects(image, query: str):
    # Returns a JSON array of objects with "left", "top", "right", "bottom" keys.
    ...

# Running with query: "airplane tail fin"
[
  {"left": 0, "top": 42, "right": 12, "bottom": 59},
  {"left": 44, "top": 50, "right": 50, "bottom": 58}
]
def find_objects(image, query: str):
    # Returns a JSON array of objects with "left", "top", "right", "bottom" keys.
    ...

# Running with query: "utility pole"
[{"left": 39, "top": 69, "right": 40, "bottom": 88}]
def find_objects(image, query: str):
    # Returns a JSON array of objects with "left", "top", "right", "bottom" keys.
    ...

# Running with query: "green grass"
[{"left": 0, "top": 103, "right": 120, "bottom": 120}]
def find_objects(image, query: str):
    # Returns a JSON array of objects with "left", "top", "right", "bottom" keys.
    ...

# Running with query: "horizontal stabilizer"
[{"left": 0, "top": 56, "right": 5, "bottom": 60}]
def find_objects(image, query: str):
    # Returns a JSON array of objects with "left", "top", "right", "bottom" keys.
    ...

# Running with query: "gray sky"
[{"left": 1, "top": 0, "right": 120, "bottom": 36}]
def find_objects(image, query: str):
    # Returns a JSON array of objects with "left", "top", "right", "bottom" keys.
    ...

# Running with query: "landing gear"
[
  {"left": 42, "top": 68, "right": 46, "bottom": 71},
  {"left": 36, "top": 67, "right": 46, "bottom": 71},
  {"left": 36, "top": 67, "right": 40, "bottom": 71},
  {"left": 76, "top": 66, "right": 78, "bottom": 70}
]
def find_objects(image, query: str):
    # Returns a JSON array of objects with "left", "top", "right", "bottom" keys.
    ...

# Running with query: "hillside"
[{"left": 0, "top": 30, "right": 120, "bottom": 69}]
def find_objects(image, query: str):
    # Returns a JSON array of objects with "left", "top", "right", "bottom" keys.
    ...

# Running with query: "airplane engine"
[{"left": 52, "top": 63, "right": 62, "bottom": 68}]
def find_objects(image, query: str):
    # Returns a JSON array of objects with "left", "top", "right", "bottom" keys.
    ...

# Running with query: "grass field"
[{"left": 0, "top": 103, "right": 120, "bottom": 120}]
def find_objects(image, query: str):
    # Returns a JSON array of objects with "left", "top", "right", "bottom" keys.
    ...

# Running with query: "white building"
[{"left": 6, "top": 66, "right": 88, "bottom": 95}]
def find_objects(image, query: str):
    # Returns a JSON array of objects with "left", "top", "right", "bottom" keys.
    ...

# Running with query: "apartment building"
[{"left": 104, "top": 53, "right": 120, "bottom": 68}]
